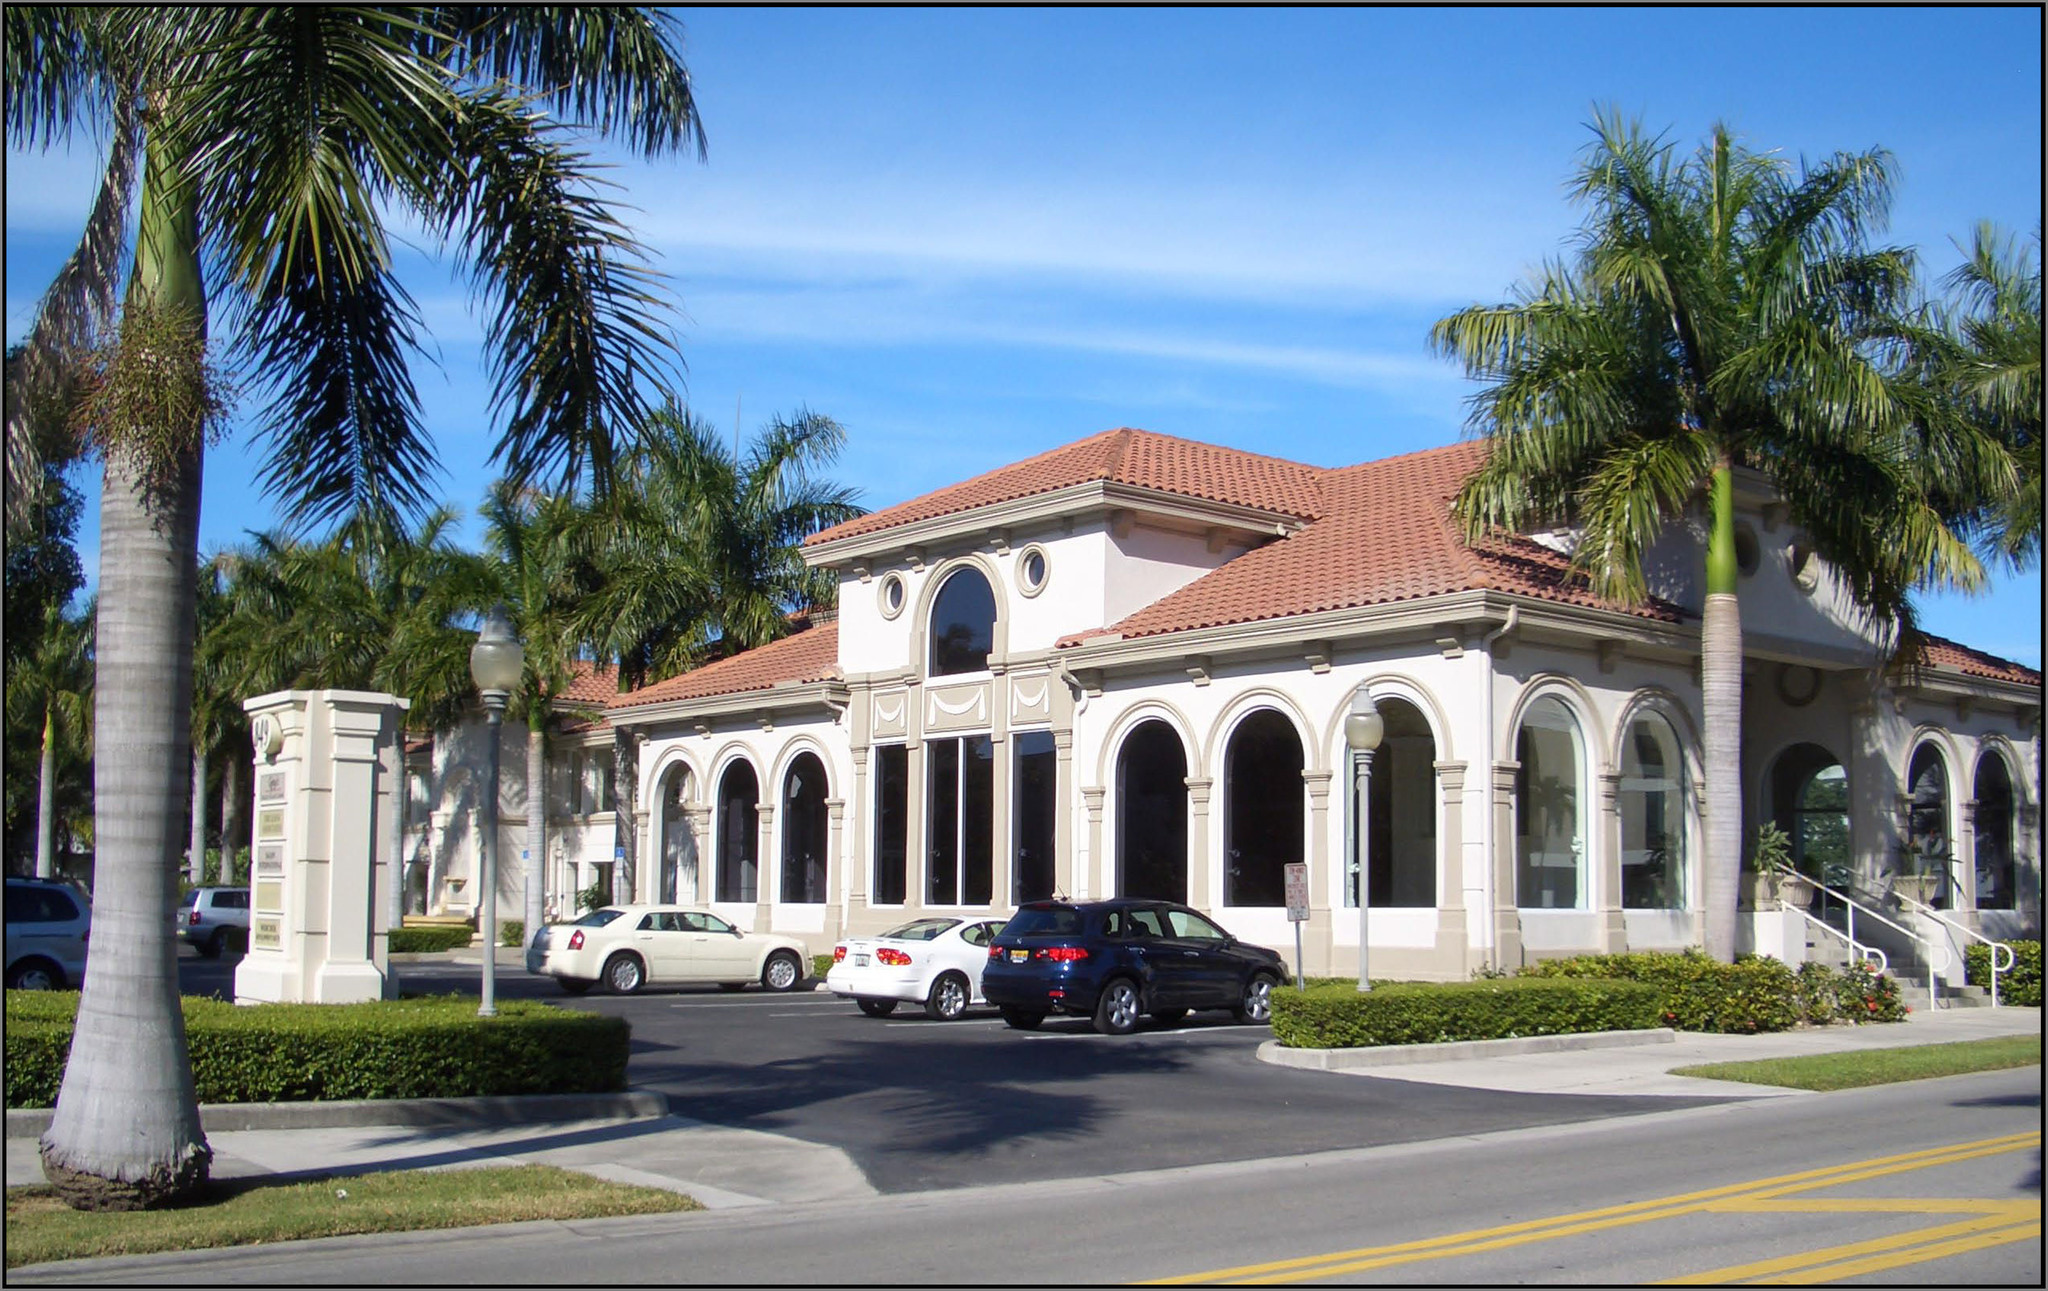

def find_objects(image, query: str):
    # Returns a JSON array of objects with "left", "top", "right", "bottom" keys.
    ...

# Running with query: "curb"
[
  {"left": 6, "top": 1090, "right": 668, "bottom": 1140},
  {"left": 1257, "top": 1027, "right": 1677, "bottom": 1071}
]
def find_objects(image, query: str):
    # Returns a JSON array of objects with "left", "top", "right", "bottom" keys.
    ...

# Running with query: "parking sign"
[{"left": 1284, "top": 863, "right": 1309, "bottom": 923}]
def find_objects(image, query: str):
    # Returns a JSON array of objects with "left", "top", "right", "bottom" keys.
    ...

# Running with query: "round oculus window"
[
  {"left": 878, "top": 572, "right": 907, "bottom": 619},
  {"left": 1733, "top": 522, "right": 1761, "bottom": 577},
  {"left": 1017, "top": 545, "right": 1049, "bottom": 596}
]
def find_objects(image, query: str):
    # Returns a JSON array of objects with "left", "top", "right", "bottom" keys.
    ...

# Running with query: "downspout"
[{"left": 1479, "top": 605, "right": 1519, "bottom": 973}]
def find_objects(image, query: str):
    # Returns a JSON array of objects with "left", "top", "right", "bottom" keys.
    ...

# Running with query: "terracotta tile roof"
[
  {"left": 1068, "top": 441, "right": 1686, "bottom": 645},
  {"left": 1915, "top": 635, "right": 2041, "bottom": 686},
  {"left": 803, "top": 427, "right": 1325, "bottom": 547},
  {"left": 610, "top": 622, "right": 841, "bottom": 710},
  {"left": 559, "top": 660, "right": 622, "bottom": 706}
]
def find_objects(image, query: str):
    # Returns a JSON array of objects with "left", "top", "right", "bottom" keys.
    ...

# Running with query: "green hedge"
[
  {"left": 5, "top": 993, "right": 628, "bottom": 1109},
  {"left": 1965, "top": 939, "right": 2042, "bottom": 1007},
  {"left": 388, "top": 926, "right": 475, "bottom": 954},
  {"left": 1520, "top": 950, "right": 1906, "bottom": 1032},
  {"left": 1269, "top": 977, "right": 1661, "bottom": 1049},
  {"left": 500, "top": 920, "right": 524, "bottom": 948},
  {"left": 812, "top": 954, "right": 835, "bottom": 981}
]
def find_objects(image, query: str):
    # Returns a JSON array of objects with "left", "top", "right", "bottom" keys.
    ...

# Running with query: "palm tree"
[
  {"left": 583, "top": 404, "right": 864, "bottom": 899},
  {"left": 1936, "top": 224, "right": 2042, "bottom": 570},
  {"left": 5, "top": 7, "right": 701, "bottom": 1209},
  {"left": 1429, "top": 113, "right": 2003, "bottom": 963},
  {"left": 5, "top": 602, "right": 94, "bottom": 880}
]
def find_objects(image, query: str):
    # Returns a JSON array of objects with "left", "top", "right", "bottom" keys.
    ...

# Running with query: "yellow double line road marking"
[
  {"left": 1665, "top": 1204, "right": 2039, "bottom": 1284},
  {"left": 1145, "top": 1132, "right": 2040, "bottom": 1285}
]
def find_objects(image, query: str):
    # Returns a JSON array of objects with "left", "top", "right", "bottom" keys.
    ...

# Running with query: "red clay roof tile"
[
  {"left": 1916, "top": 635, "right": 2041, "bottom": 685},
  {"left": 610, "top": 622, "right": 841, "bottom": 710}
]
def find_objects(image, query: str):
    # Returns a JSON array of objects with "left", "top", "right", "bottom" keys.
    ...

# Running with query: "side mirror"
[{"left": 732, "top": 927, "right": 745, "bottom": 937}]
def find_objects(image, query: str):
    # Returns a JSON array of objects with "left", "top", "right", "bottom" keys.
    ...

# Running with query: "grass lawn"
[
  {"left": 6, "top": 1164, "right": 698, "bottom": 1270},
  {"left": 1669, "top": 1036, "right": 2041, "bottom": 1091}
]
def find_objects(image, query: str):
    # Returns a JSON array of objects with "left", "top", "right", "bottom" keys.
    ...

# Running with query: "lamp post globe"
[
  {"left": 1346, "top": 689, "right": 1383, "bottom": 992},
  {"left": 468, "top": 605, "right": 524, "bottom": 1018}
]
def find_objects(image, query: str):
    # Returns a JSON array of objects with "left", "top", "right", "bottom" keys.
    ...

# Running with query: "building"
[{"left": 503, "top": 428, "right": 2041, "bottom": 977}]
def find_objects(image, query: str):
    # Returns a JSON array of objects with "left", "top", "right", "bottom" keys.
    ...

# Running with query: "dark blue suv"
[{"left": 982, "top": 899, "right": 1288, "bottom": 1034}]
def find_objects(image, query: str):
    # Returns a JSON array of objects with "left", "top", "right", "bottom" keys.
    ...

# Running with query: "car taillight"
[
  {"left": 188, "top": 910, "right": 201, "bottom": 925},
  {"left": 567, "top": 929, "right": 585, "bottom": 950},
  {"left": 988, "top": 944, "right": 1003, "bottom": 959},
  {"left": 1036, "top": 946, "right": 1089, "bottom": 962},
  {"left": 833, "top": 945, "right": 847, "bottom": 962},
  {"left": 876, "top": 947, "right": 912, "bottom": 966}
]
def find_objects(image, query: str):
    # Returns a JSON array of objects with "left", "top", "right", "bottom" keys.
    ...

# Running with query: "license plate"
[
  {"left": 854, "top": 954, "right": 868, "bottom": 967},
  {"left": 1009, "top": 949, "right": 1029, "bottom": 963}
]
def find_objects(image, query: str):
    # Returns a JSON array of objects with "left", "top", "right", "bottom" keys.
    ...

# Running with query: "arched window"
[
  {"left": 1907, "top": 745, "right": 1952, "bottom": 905},
  {"left": 1620, "top": 712, "right": 1686, "bottom": 908},
  {"left": 715, "top": 761, "right": 759, "bottom": 904},
  {"left": 1351, "top": 696, "right": 1438, "bottom": 909},
  {"left": 658, "top": 765, "right": 695, "bottom": 904},
  {"left": 1224, "top": 710, "right": 1303, "bottom": 906},
  {"left": 1974, "top": 753, "right": 2016, "bottom": 910},
  {"left": 928, "top": 567, "right": 996, "bottom": 676},
  {"left": 1116, "top": 720, "right": 1187, "bottom": 902},
  {"left": 781, "top": 753, "right": 829, "bottom": 904},
  {"left": 1769, "top": 743, "right": 1849, "bottom": 886},
  {"left": 1515, "top": 696, "right": 1585, "bottom": 909}
]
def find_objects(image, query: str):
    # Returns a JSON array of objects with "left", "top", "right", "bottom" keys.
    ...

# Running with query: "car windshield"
[
  {"left": 879, "top": 918, "right": 961, "bottom": 941},
  {"left": 1001, "top": 906, "right": 1084, "bottom": 937},
  {"left": 573, "top": 909, "right": 626, "bottom": 927}
]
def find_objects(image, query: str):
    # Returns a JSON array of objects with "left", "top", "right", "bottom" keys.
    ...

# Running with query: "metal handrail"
[
  {"left": 1768, "top": 863, "right": 1947, "bottom": 1013},
  {"left": 1780, "top": 901, "right": 1888, "bottom": 977},
  {"left": 1890, "top": 887, "right": 2017, "bottom": 1008}
]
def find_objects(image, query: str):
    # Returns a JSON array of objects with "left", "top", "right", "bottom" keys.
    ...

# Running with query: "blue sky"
[{"left": 6, "top": 7, "right": 2041, "bottom": 665}]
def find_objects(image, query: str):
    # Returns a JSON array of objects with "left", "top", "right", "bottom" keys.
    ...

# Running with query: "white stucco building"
[{"left": 510, "top": 428, "right": 2040, "bottom": 977}]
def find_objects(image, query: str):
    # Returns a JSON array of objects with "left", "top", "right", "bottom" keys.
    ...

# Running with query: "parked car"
[
  {"left": 5, "top": 876, "right": 92, "bottom": 990},
  {"left": 827, "top": 917, "right": 1008, "bottom": 1020},
  {"left": 179, "top": 886, "right": 251, "bottom": 958},
  {"left": 526, "top": 905, "right": 812, "bottom": 996},
  {"left": 981, "top": 898, "right": 1287, "bottom": 1035}
]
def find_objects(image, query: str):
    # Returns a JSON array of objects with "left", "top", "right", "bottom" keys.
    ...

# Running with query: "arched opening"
[
  {"left": 1974, "top": 753, "right": 2016, "bottom": 910},
  {"left": 1116, "top": 720, "right": 1187, "bottom": 902},
  {"left": 1620, "top": 711, "right": 1686, "bottom": 908},
  {"left": 780, "top": 753, "right": 829, "bottom": 904},
  {"left": 715, "top": 761, "right": 759, "bottom": 903},
  {"left": 657, "top": 764, "right": 696, "bottom": 904},
  {"left": 1769, "top": 742, "right": 1850, "bottom": 896},
  {"left": 928, "top": 567, "right": 996, "bottom": 676},
  {"left": 1350, "top": 697, "right": 1438, "bottom": 908},
  {"left": 1906, "top": 744, "right": 1952, "bottom": 906},
  {"left": 1516, "top": 696, "right": 1586, "bottom": 909},
  {"left": 1224, "top": 710, "right": 1303, "bottom": 906}
]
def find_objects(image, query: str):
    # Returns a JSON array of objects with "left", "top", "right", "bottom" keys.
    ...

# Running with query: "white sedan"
[
  {"left": 826, "top": 917, "right": 1007, "bottom": 1020},
  {"left": 526, "top": 905, "right": 812, "bottom": 996}
]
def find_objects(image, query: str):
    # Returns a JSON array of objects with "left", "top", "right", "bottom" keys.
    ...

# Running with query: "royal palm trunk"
[
  {"left": 525, "top": 713, "right": 545, "bottom": 944},
  {"left": 188, "top": 746, "right": 207, "bottom": 884},
  {"left": 613, "top": 726, "right": 637, "bottom": 903},
  {"left": 1700, "top": 464, "right": 1743, "bottom": 963},
  {"left": 36, "top": 711, "right": 58, "bottom": 879}
]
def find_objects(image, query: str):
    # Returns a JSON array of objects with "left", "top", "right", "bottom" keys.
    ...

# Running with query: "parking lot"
[{"left": 178, "top": 950, "right": 1729, "bottom": 1194}]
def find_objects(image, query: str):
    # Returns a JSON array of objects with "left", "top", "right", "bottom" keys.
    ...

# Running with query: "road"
[{"left": 20, "top": 1064, "right": 2039, "bottom": 1285}]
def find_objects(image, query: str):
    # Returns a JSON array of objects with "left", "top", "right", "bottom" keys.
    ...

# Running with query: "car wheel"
[
  {"left": 857, "top": 997, "right": 898, "bottom": 1017},
  {"left": 761, "top": 951, "right": 803, "bottom": 992},
  {"left": 1232, "top": 972, "right": 1278, "bottom": 1024},
  {"left": 603, "top": 952, "right": 645, "bottom": 995},
  {"left": 197, "top": 932, "right": 224, "bottom": 960},
  {"left": 1150, "top": 1007, "right": 1188, "bottom": 1026},
  {"left": 557, "top": 977, "right": 594, "bottom": 995},
  {"left": 1094, "top": 978, "right": 1141, "bottom": 1036},
  {"left": 925, "top": 971, "right": 970, "bottom": 1021},
  {"left": 999, "top": 1006, "right": 1046, "bottom": 1030},
  {"left": 5, "top": 959, "right": 62, "bottom": 991}
]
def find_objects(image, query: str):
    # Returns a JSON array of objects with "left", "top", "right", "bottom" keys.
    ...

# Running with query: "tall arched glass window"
[
  {"left": 1974, "top": 753, "right": 2016, "bottom": 910},
  {"left": 1351, "top": 697, "right": 1438, "bottom": 909},
  {"left": 715, "top": 761, "right": 759, "bottom": 903},
  {"left": 1769, "top": 743, "right": 1849, "bottom": 886},
  {"left": 1620, "top": 712, "right": 1686, "bottom": 908},
  {"left": 1116, "top": 720, "right": 1187, "bottom": 902},
  {"left": 780, "top": 753, "right": 829, "bottom": 904},
  {"left": 1224, "top": 710, "right": 1303, "bottom": 906},
  {"left": 928, "top": 567, "right": 996, "bottom": 676},
  {"left": 1515, "top": 696, "right": 1585, "bottom": 909},
  {"left": 1906, "top": 745, "right": 1952, "bottom": 905},
  {"left": 658, "top": 765, "right": 695, "bottom": 904}
]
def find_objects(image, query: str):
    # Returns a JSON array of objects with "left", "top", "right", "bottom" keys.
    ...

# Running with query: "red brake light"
[
  {"left": 1036, "top": 946, "right": 1089, "bottom": 962},
  {"left": 567, "top": 929, "right": 585, "bottom": 950},
  {"left": 876, "top": 947, "right": 913, "bottom": 966},
  {"left": 988, "top": 944, "right": 1002, "bottom": 959},
  {"left": 188, "top": 910, "right": 201, "bottom": 925},
  {"left": 834, "top": 945, "right": 847, "bottom": 962}
]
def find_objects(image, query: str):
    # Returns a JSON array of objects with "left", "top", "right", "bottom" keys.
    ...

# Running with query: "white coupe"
[
  {"left": 826, "top": 917, "right": 1008, "bottom": 1020},
  {"left": 526, "top": 905, "right": 811, "bottom": 996}
]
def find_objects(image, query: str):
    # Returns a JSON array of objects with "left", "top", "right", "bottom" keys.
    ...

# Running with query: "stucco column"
[
  {"left": 847, "top": 744, "right": 871, "bottom": 917},
  {"left": 682, "top": 803, "right": 711, "bottom": 906},
  {"left": 825, "top": 797, "right": 846, "bottom": 941},
  {"left": 1302, "top": 768, "right": 1333, "bottom": 977},
  {"left": 993, "top": 734, "right": 1014, "bottom": 908},
  {"left": 1053, "top": 730, "right": 1076, "bottom": 901},
  {"left": 753, "top": 800, "right": 776, "bottom": 933},
  {"left": 905, "top": 740, "right": 927, "bottom": 911},
  {"left": 1956, "top": 798, "right": 1983, "bottom": 931},
  {"left": 1491, "top": 760, "right": 1524, "bottom": 969},
  {"left": 1597, "top": 771, "right": 1627, "bottom": 952},
  {"left": 1082, "top": 786, "right": 1106, "bottom": 901},
  {"left": 1435, "top": 760, "right": 1470, "bottom": 973},
  {"left": 1185, "top": 776, "right": 1214, "bottom": 912}
]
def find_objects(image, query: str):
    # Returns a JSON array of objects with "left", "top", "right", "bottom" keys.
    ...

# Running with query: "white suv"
[
  {"left": 180, "top": 886, "right": 251, "bottom": 958},
  {"left": 5, "top": 877, "right": 92, "bottom": 989}
]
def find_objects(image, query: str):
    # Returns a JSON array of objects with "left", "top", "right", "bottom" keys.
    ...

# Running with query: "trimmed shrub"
[
  {"left": 1520, "top": 950, "right": 1815, "bottom": 1034},
  {"left": 500, "top": 920, "right": 524, "bottom": 948},
  {"left": 1269, "top": 977, "right": 1661, "bottom": 1049},
  {"left": 812, "top": 954, "right": 835, "bottom": 981},
  {"left": 1965, "top": 939, "right": 2042, "bottom": 1007},
  {"left": 5, "top": 992, "right": 628, "bottom": 1109},
  {"left": 389, "top": 925, "right": 475, "bottom": 954}
]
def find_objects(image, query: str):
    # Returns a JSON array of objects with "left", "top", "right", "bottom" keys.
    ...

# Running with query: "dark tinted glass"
[
  {"left": 1116, "top": 721, "right": 1187, "bottom": 901},
  {"left": 573, "top": 908, "right": 625, "bottom": 927},
  {"left": 1224, "top": 710, "right": 1303, "bottom": 906},
  {"left": 1001, "top": 905, "right": 1084, "bottom": 937},
  {"left": 717, "top": 761, "right": 760, "bottom": 903},
  {"left": 928, "top": 739, "right": 960, "bottom": 905},
  {"left": 874, "top": 745, "right": 908, "bottom": 904},
  {"left": 929, "top": 568, "right": 996, "bottom": 675},
  {"left": 781, "top": 753, "right": 829, "bottom": 904},
  {"left": 1014, "top": 730, "right": 1057, "bottom": 903}
]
